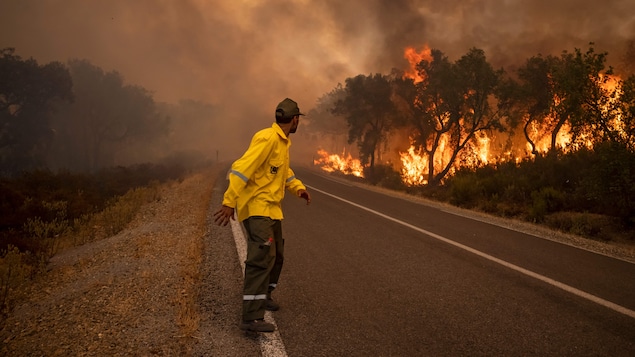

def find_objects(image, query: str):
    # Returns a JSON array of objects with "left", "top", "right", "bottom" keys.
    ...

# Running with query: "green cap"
[{"left": 275, "top": 98, "right": 305, "bottom": 121}]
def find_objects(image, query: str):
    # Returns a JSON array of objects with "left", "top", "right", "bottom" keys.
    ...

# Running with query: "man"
[{"left": 214, "top": 98, "right": 311, "bottom": 333}]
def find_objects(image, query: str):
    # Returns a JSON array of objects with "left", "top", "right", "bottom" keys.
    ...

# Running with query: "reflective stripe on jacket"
[{"left": 222, "top": 122, "right": 306, "bottom": 222}]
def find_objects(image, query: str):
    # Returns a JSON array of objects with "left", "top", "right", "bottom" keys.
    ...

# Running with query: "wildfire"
[
  {"left": 599, "top": 74, "right": 627, "bottom": 142},
  {"left": 476, "top": 133, "right": 491, "bottom": 163},
  {"left": 316, "top": 47, "right": 625, "bottom": 187},
  {"left": 313, "top": 149, "right": 365, "bottom": 177},
  {"left": 526, "top": 74, "right": 623, "bottom": 153},
  {"left": 403, "top": 45, "right": 432, "bottom": 83},
  {"left": 399, "top": 145, "right": 428, "bottom": 185},
  {"left": 527, "top": 120, "right": 571, "bottom": 153},
  {"left": 399, "top": 131, "right": 492, "bottom": 186}
]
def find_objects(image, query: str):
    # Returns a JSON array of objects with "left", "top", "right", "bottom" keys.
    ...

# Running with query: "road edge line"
[{"left": 308, "top": 185, "right": 635, "bottom": 320}]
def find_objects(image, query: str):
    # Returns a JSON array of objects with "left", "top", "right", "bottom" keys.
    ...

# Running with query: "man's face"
[{"left": 289, "top": 115, "right": 300, "bottom": 134}]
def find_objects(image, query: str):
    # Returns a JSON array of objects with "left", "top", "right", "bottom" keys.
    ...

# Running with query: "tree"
[
  {"left": 512, "top": 55, "right": 556, "bottom": 154},
  {"left": 157, "top": 99, "right": 219, "bottom": 164},
  {"left": 552, "top": 45, "right": 614, "bottom": 150},
  {"left": 410, "top": 48, "right": 504, "bottom": 186},
  {"left": 307, "top": 84, "right": 346, "bottom": 135},
  {"left": 0, "top": 48, "right": 73, "bottom": 175},
  {"left": 305, "top": 84, "right": 349, "bottom": 151},
  {"left": 334, "top": 73, "right": 407, "bottom": 171},
  {"left": 49, "top": 59, "right": 168, "bottom": 171},
  {"left": 618, "top": 74, "right": 635, "bottom": 150},
  {"left": 620, "top": 40, "right": 635, "bottom": 75},
  {"left": 506, "top": 44, "right": 623, "bottom": 155}
]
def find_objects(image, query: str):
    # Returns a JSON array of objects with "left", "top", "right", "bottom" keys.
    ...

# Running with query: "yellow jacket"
[{"left": 222, "top": 123, "right": 306, "bottom": 221}]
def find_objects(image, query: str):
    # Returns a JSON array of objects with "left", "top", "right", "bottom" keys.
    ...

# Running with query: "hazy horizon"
[{"left": 2, "top": 0, "right": 633, "bottom": 162}]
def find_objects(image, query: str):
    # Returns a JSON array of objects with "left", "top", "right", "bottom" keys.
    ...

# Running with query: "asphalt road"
[{"left": 270, "top": 166, "right": 635, "bottom": 356}]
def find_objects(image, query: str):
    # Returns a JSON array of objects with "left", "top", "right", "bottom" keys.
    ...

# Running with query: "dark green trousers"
[{"left": 241, "top": 216, "right": 284, "bottom": 321}]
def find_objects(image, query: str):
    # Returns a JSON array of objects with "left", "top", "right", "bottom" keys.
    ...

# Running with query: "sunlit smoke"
[{"left": 1, "top": 0, "right": 633, "bottom": 169}]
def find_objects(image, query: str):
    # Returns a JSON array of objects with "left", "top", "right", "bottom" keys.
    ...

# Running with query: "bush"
[
  {"left": 1, "top": 163, "right": 184, "bottom": 252},
  {"left": 528, "top": 187, "right": 565, "bottom": 222},
  {"left": 0, "top": 245, "right": 34, "bottom": 317},
  {"left": 545, "top": 212, "right": 619, "bottom": 241},
  {"left": 370, "top": 164, "right": 406, "bottom": 191},
  {"left": 410, "top": 143, "right": 633, "bottom": 241},
  {"left": 448, "top": 175, "right": 482, "bottom": 208},
  {"left": 0, "top": 163, "right": 175, "bottom": 320},
  {"left": 580, "top": 142, "right": 635, "bottom": 224}
]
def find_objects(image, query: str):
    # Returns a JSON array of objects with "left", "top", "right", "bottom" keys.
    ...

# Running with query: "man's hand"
[
  {"left": 298, "top": 189, "right": 311, "bottom": 205},
  {"left": 214, "top": 205, "right": 235, "bottom": 226}
]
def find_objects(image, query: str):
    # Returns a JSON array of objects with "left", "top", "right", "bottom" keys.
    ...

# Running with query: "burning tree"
[
  {"left": 504, "top": 54, "right": 554, "bottom": 155},
  {"left": 549, "top": 46, "right": 610, "bottom": 151},
  {"left": 506, "top": 45, "right": 628, "bottom": 154},
  {"left": 406, "top": 48, "right": 505, "bottom": 186},
  {"left": 618, "top": 75, "right": 635, "bottom": 150},
  {"left": 312, "top": 43, "right": 635, "bottom": 194},
  {"left": 333, "top": 73, "right": 409, "bottom": 173},
  {"left": 305, "top": 85, "right": 350, "bottom": 152}
]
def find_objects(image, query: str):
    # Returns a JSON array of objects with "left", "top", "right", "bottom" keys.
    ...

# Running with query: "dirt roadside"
[{"left": 0, "top": 168, "right": 260, "bottom": 356}]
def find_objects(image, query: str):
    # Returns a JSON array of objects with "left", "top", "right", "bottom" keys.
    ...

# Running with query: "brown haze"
[{"left": 1, "top": 0, "right": 633, "bottom": 163}]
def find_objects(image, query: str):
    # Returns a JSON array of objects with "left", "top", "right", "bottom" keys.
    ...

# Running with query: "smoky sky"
[{"left": 1, "top": 0, "right": 633, "bottom": 156}]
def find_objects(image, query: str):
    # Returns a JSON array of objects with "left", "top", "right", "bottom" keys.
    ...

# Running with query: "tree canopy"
[
  {"left": 0, "top": 48, "right": 73, "bottom": 174},
  {"left": 314, "top": 43, "right": 634, "bottom": 188},
  {"left": 333, "top": 73, "right": 409, "bottom": 170},
  {"left": 407, "top": 48, "right": 504, "bottom": 185},
  {"left": 49, "top": 59, "right": 169, "bottom": 171}
]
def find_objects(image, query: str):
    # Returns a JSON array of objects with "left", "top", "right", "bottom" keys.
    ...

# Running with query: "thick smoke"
[{"left": 1, "top": 0, "right": 632, "bottom": 161}]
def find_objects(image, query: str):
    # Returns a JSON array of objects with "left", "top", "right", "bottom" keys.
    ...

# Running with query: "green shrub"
[
  {"left": 363, "top": 164, "right": 404, "bottom": 190},
  {"left": 448, "top": 175, "right": 482, "bottom": 208},
  {"left": 0, "top": 163, "right": 181, "bottom": 321},
  {"left": 545, "top": 212, "right": 617, "bottom": 241},
  {"left": 569, "top": 213, "right": 611, "bottom": 241},
  {"left": 529, "top": 187, "right": 565, "bottom": 222},
  {"left": 372, "top": 164, "right": 406, "bottom": 191},
  {"left": 0, "top": 245, "right": 33, "bottom": 316},
  {"left": 1, "top": 163, "right": 183, "bottom": 252}
]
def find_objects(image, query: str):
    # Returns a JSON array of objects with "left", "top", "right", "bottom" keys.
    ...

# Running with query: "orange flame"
[
  {"left": 398, "top": 131, "right": 492, "bottom": 186},
  {"left": 318, "top": 54, "right": 625, "bottom": 187},
  {"left": 403, "top": 45, "right": 432, "bottom": 83},
  {"left": 599, "top": 74, "right": 627, "bottom": 142},
  {"left": 399, "top": 145, "right": 428, "bottom": 185},
  {"left": 313, "top": 149, "right": 365, "bottom": 177}
]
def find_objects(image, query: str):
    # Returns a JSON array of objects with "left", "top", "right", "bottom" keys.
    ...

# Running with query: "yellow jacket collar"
[{"left": 272, "top": 122, "right": 289, "bottom": 141}]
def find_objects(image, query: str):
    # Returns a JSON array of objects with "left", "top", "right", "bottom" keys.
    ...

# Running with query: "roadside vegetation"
[
  {"left": 327, "top": 141, "right": 635, "bottom": 246},
  {"left": 0, "top": 163, "right": 188, "bottom": 320},
  {"left": 0, "top": 47, "right": 217, "bottom": 322},
  {"left": 309, "top": 42, "right": 634, "bottom": 246}
]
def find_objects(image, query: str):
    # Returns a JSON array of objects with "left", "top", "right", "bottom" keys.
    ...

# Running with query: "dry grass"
[
  {"left": 175, "top": 231, "right": 203, "bottom": 340},
  {"left": 0, "top": 184, "right": 161, "bottom": 318},
  {"left": 0, "top": 168, "right": 218, "bottom": 356}
]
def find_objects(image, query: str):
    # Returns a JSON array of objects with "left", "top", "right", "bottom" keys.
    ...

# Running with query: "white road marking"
[
  {"left": 307, "top": 185, "right": 635, "bottom": 320},
  {"left": 229, "top": 217, "right": 289, "bottom": 357}
]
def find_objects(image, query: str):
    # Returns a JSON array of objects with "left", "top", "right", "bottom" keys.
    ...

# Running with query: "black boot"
[{"left": 266, "top": 293, "right": 280, "bottom": 311}]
